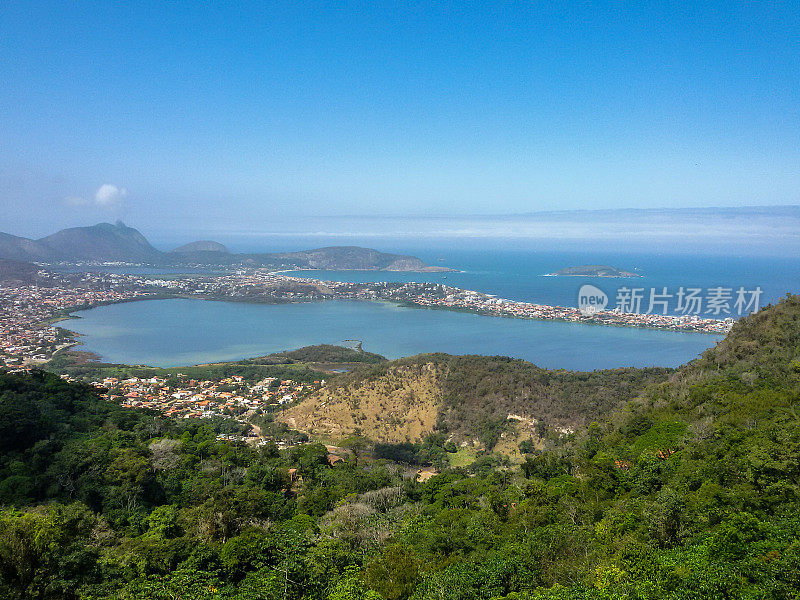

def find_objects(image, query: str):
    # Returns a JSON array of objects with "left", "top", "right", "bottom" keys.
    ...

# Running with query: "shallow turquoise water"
[{"left": 66, "top": 298, "right": 721, "bottom": 370}]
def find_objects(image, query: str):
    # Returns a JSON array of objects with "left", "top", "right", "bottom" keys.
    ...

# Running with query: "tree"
[
  {"left": 340, "top": 434, "right": 369, "bottom": 467},
  {"left": 365, "top": 544, "right": 420, "bottom": 600},
  {"left": 329, "top": 566, "right": 381, "bottom": 600}
]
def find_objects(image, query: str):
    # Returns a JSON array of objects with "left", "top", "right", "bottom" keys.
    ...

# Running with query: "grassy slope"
[{"left": 281, "top": 361, "right": 442, "bottom": 442}]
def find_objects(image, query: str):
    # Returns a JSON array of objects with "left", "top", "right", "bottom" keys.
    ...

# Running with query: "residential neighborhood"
[{"left": 97, "top": 373, "right": 324, "bottom": 421}]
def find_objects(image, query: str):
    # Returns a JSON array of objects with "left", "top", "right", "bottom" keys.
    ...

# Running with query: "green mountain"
[
  {"left": 270, "top": 246, "right": 450, "bottom": 271},
  {"left": 0, "top": 222, "right": 161, "bottom": 262},
  {"left": 0, "top": 231, "right": 50, "bottom": 262},
  {"left": 0, "top": 259, "right": 40, "bottom": 284},
  {"left": 38, "top": 221, "right": 162, "bottom": 261}
]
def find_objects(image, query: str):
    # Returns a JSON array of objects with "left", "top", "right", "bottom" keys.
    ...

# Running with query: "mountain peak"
[{"left": 37, "top": 222, "right": 160, "bottom": 261}]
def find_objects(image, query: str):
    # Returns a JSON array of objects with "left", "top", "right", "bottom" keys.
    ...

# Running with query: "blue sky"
[{"left": 1, "top": 1, "right": 798, "bottom": 237}]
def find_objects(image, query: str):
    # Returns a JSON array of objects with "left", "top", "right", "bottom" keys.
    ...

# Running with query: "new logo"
[{"left": 578, "top": 284, "right": 608, "bottom": 316}]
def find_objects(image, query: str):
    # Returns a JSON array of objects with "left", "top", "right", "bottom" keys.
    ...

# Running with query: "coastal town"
[
  {"left": 0, "top": 264, "right": 733, "bottom": 369},
  {"left": 403, "top": 287, "right": 735, "bottom": 334},
  {"left": 0, "top": 273, "right": 156, "bottom": 368},
  {"left": 10, "top": 364, "right": 325, "bottom": 446},
  {"left": 98, "top": 372, "right": 323, "bottom": 420},
  {"left": 90, "top": 371, "right": 323, "bottom": 446},
  {"left": 342, "top": 280, "right": 734, "bottom": 334}
]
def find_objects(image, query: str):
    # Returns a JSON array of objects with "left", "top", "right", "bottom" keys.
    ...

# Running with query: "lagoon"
[{"left": 66, "top": 298, "right": 722, "bottom": 370}]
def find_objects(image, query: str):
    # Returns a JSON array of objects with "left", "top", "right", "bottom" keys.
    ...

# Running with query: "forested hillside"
[{"left": 1, "top": 296, "right": 799, "bottom": 599}]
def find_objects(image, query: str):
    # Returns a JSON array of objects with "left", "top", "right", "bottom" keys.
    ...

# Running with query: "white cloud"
[
  {"left": 64, "top": 184, "right": 127, "bottom": 208},
  {"left": 94, "top": 184, "right": 127, "bottom": 206}
]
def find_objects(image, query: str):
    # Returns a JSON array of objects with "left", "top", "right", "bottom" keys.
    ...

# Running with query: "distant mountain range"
[{"left": 0, "top": 222, "right": 451, "bottom": 271}]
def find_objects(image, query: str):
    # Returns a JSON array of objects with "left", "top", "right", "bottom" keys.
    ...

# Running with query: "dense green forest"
[{"left": 2, "top": 297, "right": 800, "bottom": 599}]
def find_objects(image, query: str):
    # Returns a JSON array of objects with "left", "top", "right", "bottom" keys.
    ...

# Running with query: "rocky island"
[{"left": 547, "top": 264, "right": 641, "bottom": 277}]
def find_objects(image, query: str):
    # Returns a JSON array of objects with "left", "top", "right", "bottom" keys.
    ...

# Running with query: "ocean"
[{"left": 283, "top": 248, "right": 797, "bottom": 316}]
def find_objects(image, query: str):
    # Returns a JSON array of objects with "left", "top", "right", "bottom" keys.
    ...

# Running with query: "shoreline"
[
  {"left": 393, "top": 300, "right": 725, "bottom": 335},
  {"left": 271, "top": 267, "right": 461, "bottom": 275}
]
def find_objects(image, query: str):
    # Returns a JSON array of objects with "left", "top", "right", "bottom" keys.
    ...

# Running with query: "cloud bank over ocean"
[{"left": 147, "top": 206, "right": 800, "bottom": 255}]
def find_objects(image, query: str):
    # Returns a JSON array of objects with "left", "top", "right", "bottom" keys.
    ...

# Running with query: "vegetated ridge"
[{"left": 0, "top": 259, "right": 41, "bottom": 285}]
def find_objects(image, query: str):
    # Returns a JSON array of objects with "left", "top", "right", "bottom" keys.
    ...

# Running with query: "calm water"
[{"left": 67, "top": 298, "right": 721, "bottom": 370}]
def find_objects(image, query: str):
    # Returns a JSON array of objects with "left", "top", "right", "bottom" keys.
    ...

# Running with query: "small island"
[{"left": 547, "top": 264, "right": 642, "bottom": 277}]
